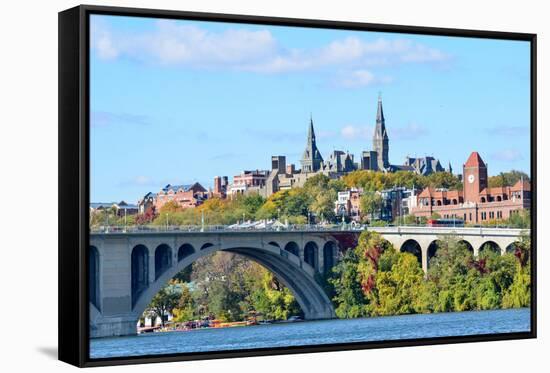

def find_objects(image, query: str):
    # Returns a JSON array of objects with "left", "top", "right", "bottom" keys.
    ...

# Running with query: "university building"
[
  {"left": 138, "top": 183, "right": 208, "bottom": 212},
  {"left": 411, "top": 152, "right": 530, "bottom": 223},
  {"left": 242, "top": 96, "right": 448, "bottom": 198}
]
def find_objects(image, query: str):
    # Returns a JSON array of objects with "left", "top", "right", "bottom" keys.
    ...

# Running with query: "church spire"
[
  {"left": 376, "top": 93, "right": 385, "bottom": 124},
  {"left": 301, "top": 115, "right": 324, "bottom": 173},
  {"left": 373, "top": 95, "right": 389, "bottom": 170},
  {"left": 308, "top": 113, "right": 316, "bottom": 142}
]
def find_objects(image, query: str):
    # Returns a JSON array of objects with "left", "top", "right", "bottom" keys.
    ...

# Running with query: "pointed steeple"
[
  {"left": 373, "top": 94, "right": 389, "bottom": 170},
  {"left": 301, "top": 115, "right": 324, "bottom": 173},
  {"left": 376, "top": 93, "right": 385, "bottom": 124},
  {"left": 307, "top": 114, "right": 316, "bottom": 142},
  {"left": 448, "top": 161, "right": 453, "bottom": 175}
]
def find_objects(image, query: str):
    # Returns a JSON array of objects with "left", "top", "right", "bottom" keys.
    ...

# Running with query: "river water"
[{"left": 90, "top": 308, "right": 530, "bottom": 359}]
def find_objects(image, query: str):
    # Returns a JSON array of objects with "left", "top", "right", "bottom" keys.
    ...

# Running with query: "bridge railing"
[
  {"left": 89, "top": 224, "right": 527, "bottom": 236},
  {"left": 89, "top": 224, "right": 360, "bottom": 234}
]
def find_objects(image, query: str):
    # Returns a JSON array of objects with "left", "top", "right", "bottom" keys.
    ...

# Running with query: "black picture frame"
[{"left": 58, "top": 4, "right": 537, "bottom": 368}]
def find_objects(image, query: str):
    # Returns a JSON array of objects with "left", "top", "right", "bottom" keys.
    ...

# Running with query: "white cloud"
[
  {"left": 91, "top": 19, "right": 451, "bottom": 76},
  {"left": 391, "top": 123, "right": 429, "bottom": 140},
  {"left": 490, "top": 149, "right": 523, "bottom": 162},
  {"left": 340, "top": 125, "right": 372, "bottom": 140},
  {"left": 91, "top": 19, "right": 277, "bottom": 68},
  {"left": 118, "top": 175, "right": 157, "bottom": 188},
  {"left": 336, "top": 69, "right": 393, "bottom": 88},
  {"left": 339, "top": 122, "right": 428, "bottom": 141},
  {"left": 485, "top": 126, "right": 528, "bottom": 137},
  {"left": 319, "top": 37, "right": 449, "bottom": 67}
]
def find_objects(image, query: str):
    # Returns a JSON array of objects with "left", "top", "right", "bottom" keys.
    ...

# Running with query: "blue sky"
[{"left": 90, "top": 14, "right": 531, "bottom": 203}]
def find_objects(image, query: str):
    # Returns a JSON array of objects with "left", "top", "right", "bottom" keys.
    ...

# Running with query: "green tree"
[
  {"left": 330, "top": 248, "right": 368, "bottom": 318},
  {"left": 488, "top": 170, "right": 530, "bottom": 188},
  {"left": 426, "top": 171, "right": 462, "bottom": 189},
  {"left": 502, "top": 232, "right": 531, "bottom": 308},
  {"left": 426, "top": 236, "right": 474, "bottom": 311},
  {"left": 370, "top": 251, "right": 425, "bottom": 316},
  {"left": 148, "top": 283, "right": 181, "bottom": 327},
  {"left": 507, "top": 210, "right": 530, "bottom": 228},
  {"left": 241, "top": 193, "right": 266, "bottom": 216},
  {"left": 252, "top": 272, "right": 300, "bottom": 320},
  {"left": 360, "top": 191, "right": 383, "bottom": 221},
  {"left": 502, "top": 265, "right": 530, "bottom": 308},
  {"left": 309, "top": 188, "right": 337, "bottom": 222},
  {"left": 172, "top": 283, "right": 195, "bottom": 322}
]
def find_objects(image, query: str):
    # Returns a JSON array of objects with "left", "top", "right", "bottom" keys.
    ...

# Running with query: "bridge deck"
[{"left": 90, "top": 225, "right": 526, "bottom": 237}]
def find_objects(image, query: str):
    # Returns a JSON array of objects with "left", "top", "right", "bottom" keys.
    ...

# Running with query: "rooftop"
[{"left": 464, "top": 151, "right": 486, "bottom": 168}]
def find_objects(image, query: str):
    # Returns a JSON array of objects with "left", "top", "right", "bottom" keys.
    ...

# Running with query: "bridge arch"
[
  {"left": 400, "top": 239, "right": 422, "bottom": 265},
  {"left": 200, "top": 242, "right": 214, "bottom": 250},
  {"left": 458, "top": 240, "right": 474, "bottom": 254},
  {"left": 479, "top": 241, "right": 501, "bottom": 255},
  {"left": 323, "top": 241, "right": 337, "bottom": 273},
  {"left": 268, "top": 241, "right": 280, "bottom": 248},
  {"left": 427, "top": 239, "right": 444, "bottom": 267},
  {"left": 284, "top": 241, "right": 299, "bottom": 256},
  {"left": 131, "top": 245, "right": 149, "bottom": 307},
  {"left": 89, "top": 246, "right": 100, "bottom": 310},
  {"left": 304, "top": 241, "right": 319, "bottom": 270},
  {"left": 154, "top": 244, "right": 173, "bottom": 280},
  {"left": 177, "top": 243, "right": 195, "bottom": 261},
  {"left": 130, "top": 242, "right": 335, "bottom": 330},
  {"left": 505, "top": 241, "right": 521, "bottom": 254}
]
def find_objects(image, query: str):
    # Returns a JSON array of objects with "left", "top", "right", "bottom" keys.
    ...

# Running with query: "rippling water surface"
[{"left": 90, "top": 308, "right": 530, "bottom": 359}]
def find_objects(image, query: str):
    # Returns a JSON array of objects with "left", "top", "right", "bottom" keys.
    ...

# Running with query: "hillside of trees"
[
  {"left": 90, "top": 170, "right": 531, "bottom": 229},
  {"left": 328, "top": 231, "right": 531, "bottom": 318}
]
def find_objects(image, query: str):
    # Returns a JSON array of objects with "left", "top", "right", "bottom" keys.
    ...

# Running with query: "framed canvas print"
[{"left": 58, "top": 4, "right": 537, "bottom": 367}]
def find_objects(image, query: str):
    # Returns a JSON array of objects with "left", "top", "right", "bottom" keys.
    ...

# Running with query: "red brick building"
[
  {"left": 411, "top": 152, "right": 530, "bottom": 223},
  {"left": 229, "top": 170, "right": 269, "bottom": 195},
  {"left": 152, "top": 183, "right": 208, "bottom": 211},
  {"left": 212, "top": 176, "right": 229, "bottom": 198}
]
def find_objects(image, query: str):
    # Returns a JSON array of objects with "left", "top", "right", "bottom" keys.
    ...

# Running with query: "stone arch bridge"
[{"left": 89, "top": 226, "right": 525, "bottom": 338}]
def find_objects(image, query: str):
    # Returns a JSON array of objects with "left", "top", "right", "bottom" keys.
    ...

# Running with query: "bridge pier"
[{"left": 421, "top": 247, "right": 428, "bottom": 274}]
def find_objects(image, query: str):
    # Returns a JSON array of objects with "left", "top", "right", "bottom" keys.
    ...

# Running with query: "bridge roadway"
[{"left": 88, "top": 225, "right": 526, "bottom": 338}]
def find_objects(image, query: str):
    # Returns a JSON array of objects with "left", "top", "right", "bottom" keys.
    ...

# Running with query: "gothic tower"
[
  {"left": 372, "top": 95, "right": 389, "bottom": 170},
  {"left": 301, "top": 116, "right": 324, "bottom": 173},
  {"left": 463, "top": 151, "right": 488, "bottom": 203}
]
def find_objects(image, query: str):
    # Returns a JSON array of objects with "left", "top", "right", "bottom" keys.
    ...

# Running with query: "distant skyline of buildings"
[
  {"left": 91, "top": 96, "right": 531, "bottom": 222},
  {"left": 94, "top": 93, "right": 529, "bottom": 205},
  {"left": 87, "top": 96, "right": 531, "bottom": 225}
]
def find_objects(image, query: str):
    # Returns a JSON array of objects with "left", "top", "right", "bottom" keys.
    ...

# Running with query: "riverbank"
[{"left": 139, "top": 317, "right": 303, "bottom": 334}]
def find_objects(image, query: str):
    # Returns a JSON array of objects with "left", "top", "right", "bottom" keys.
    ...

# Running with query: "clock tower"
[{"left": 463, "top": 151, "right": 488, "bottom": 203}]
